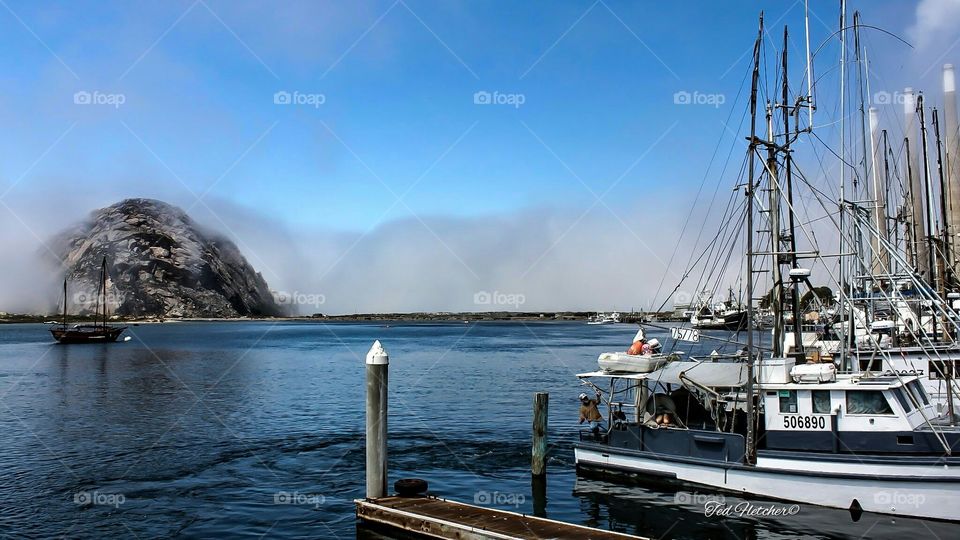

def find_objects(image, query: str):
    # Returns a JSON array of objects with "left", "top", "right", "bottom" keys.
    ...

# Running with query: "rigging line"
[
  {"left": 810, "top": 130, "right": 866, "bottom": 186},
  {"left": 652, "top": 193, "right": 746, "bottom": 315},
  {"left": 651, "top": 61, "right": 754, "bottom": 309},
  {"left": 846, "top": 213, "right": 960, "bottom": 429},
  {"left": 681, "top": 192, "right": 747, "bottom": 316},
  {"left": 653, "top": 152, "right": 750, "bottom": 314},
  {"left": 658, "top": 196, "right": 746, "bottom": 324}
]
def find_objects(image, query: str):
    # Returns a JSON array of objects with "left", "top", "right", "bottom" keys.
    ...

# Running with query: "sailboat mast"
[
  {"left": 99, "top": 257, "right": 107, "bottom": 328},
  {"left": 62, "top": 279, "right": 67, "bottom": 327},
  {"left": 744, "top": 12, "right": 764, "bottom": 466}
]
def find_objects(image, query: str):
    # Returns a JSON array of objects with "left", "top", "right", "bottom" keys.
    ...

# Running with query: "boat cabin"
[{"left": 577, "top": 357, "right": 957, "bottom": 460}]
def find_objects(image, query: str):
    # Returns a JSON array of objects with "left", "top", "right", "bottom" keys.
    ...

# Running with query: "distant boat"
[
  {"left": 689, "top": 289, "right": 748, "bottom": 331},
  {"left": 587, "top": 312, "right": 620, "bottom": 325},
  {"left": 51, "top": 257, "right": 127, "bottom": 344}
]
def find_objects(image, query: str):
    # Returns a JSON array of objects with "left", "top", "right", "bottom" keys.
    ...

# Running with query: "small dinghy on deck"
[{"left": 597, "top": 352, "right": 668, "bottom": 374}]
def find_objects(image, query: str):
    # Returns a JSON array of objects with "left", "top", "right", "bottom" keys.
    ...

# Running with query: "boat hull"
[
  {"left": 691, "top": 311, "right": 748, "bottom": 331},
  {"left": 575, "top": 442, "right": 960, "bottom": 521},
  {"left": 50, "top": 326, "right": 126, "bottom": 344}
]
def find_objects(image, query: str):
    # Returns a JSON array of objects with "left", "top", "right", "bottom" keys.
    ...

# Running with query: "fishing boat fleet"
[{"left": 574, "top": 3, "right": 960, "bottom": 523}]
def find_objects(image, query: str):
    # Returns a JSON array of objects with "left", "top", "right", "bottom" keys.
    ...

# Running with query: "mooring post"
[
  {"left": 531, "top": 392, "right": 548, "bottom": 475},
  {"left": 365, "top": 340, "right": 389, "bottom": 499}
]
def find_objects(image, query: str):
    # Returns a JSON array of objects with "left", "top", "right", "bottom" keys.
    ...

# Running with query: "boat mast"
[
  {"left": 767, "top": 101, "right": 783, "bottom": 358},
  {"left": 62, "top": 279, "right": 67, "bottom": 328},
  {"left": 918, "top": 95, "right": 939, "bottom": 336},
  {"left": 905, "top": 137, "right": 920, "bottom": 271},
  {"left": 804, "top": 0, "right": 815, "bottom": 130},
  {"left": 882, "top": 130, "right": 895, "bottom": 273},
  {"left": 745, "top": 11, "right": 764, "bottom": 466},
  {"left": 783, "top": 26, "right": 804, "bottom": 358},
  {"left": 838, "top": 0, "right": 849, "bottom": 371},
  {"left": 99, "top": 257, "right": 107, "bottom": 328},
  {"left": 933, "top": 109, "right": 954, "bottom": 292}
]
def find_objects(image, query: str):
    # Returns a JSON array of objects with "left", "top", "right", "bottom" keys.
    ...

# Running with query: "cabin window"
[
  {"left": 928, "top": 360, "right": 959, "bottom": 380},
  {"left": 907, "top": 380, "right": 930, "bottom": 407},
  {"left": 779, "top": 390, "right": 798, "bottom": 413},
  {"left": 845, "top": 391, "right": 894, "bottom": 415},
  {"left": 812, "top": 390, "right": 831, "bottom": 414},
  {"left": 892, "top": 388, "right": 914, "bottom": 412}
]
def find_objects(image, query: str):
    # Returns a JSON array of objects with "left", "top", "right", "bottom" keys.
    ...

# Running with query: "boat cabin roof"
[
  {"left": 578, "top": 367, "right": 921, "bottom": 392},
  {"left": 759, "top": 374, "right": 920, "bottom": 391}
]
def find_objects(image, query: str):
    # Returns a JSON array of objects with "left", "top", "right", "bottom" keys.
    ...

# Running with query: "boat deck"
[{"left": 356, "top": 496, "right": 646, "bottom": 539}]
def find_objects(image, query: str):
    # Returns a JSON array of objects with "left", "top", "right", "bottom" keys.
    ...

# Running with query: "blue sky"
[{"left": 1, "top": 0, "right": 958, "bottom": 313}]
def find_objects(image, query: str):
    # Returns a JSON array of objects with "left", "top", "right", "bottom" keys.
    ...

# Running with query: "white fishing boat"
[
  {"left": 574, "top": 5, "right": 960, "bottom": 522},
  {"left": 575, "top": 359, "right": 960, "bottom": 521}
]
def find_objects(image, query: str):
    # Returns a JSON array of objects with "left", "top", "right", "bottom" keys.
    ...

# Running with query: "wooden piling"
[
  {"left": 532, "top": 392, "right": 548, "bottom": 476},
  {"left": 365, "top": 340, "right": 389, "bottom": 498}
]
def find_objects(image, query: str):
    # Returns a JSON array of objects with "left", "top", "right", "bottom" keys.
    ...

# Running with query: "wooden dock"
[{"left": 356, "top": 496, "right": 647, "bottom": 540}]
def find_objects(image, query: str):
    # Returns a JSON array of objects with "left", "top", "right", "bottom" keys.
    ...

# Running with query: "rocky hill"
[{"left": 52, "top": 198, "right": 284, "bottom": 318}]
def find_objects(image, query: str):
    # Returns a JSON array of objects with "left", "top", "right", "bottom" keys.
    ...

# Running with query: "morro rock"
[{"left": 52, "top": 198, "right": 284, "bottom": 318}]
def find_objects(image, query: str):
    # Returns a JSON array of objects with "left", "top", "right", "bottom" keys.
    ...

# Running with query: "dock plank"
[{"left": 356, "top": 496, "right": 647, "bottom": 540}]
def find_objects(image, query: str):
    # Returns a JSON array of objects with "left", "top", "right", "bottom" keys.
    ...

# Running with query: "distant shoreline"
[{"left": 1, "top": 311, "right": 681, "bottom": 324}]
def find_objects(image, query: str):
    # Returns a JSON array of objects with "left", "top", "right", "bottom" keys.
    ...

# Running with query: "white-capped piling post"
[
  {"left": 365, "top": 340, "right": 389, "bottom": 499},
  {"left": 531, "top": 392, "right": 548, "bottom": 476}
]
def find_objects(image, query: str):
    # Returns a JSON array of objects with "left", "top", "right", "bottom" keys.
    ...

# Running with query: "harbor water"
[{"left": 0, "top": 321, "right": 956, "bottom": 539}]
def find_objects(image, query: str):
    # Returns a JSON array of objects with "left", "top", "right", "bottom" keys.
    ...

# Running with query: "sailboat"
[
  {"left": 51, "top": 257, "right": 127, "bottom": 344},
  {"left": 574, "top": 7, "right": 960, "bottom": 522}
]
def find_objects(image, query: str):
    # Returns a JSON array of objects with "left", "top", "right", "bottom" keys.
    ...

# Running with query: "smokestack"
[
  {"left": 905, "top": 87, "right": 929, "bottom": 276},
  {"left": 869, "top": 106, "right": 888, "bottom": 275},
  {"left": 945, "top": 64, "right": 960, "bottom": 276}
]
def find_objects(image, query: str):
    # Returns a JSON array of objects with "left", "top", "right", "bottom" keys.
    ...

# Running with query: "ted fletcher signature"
[{"left": 704, "top": 500, "right": 801, "bottom": 518}]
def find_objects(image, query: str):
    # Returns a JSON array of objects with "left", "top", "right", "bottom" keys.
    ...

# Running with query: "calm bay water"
[{"left": 0, "top": 321, "right": 956, "bottom": 539}]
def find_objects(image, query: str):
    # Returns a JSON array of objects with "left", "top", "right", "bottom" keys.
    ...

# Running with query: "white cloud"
[{"left": 908, "top": 0, "right": 960, "bottom": 51}]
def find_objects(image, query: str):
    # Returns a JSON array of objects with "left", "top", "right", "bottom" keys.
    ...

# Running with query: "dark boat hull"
[
  {"left": 692, "top": 310, "right": 749, "bottom": 331},
  {"left": 50, "top": 326, "right": 126, "bottom": 344}
]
